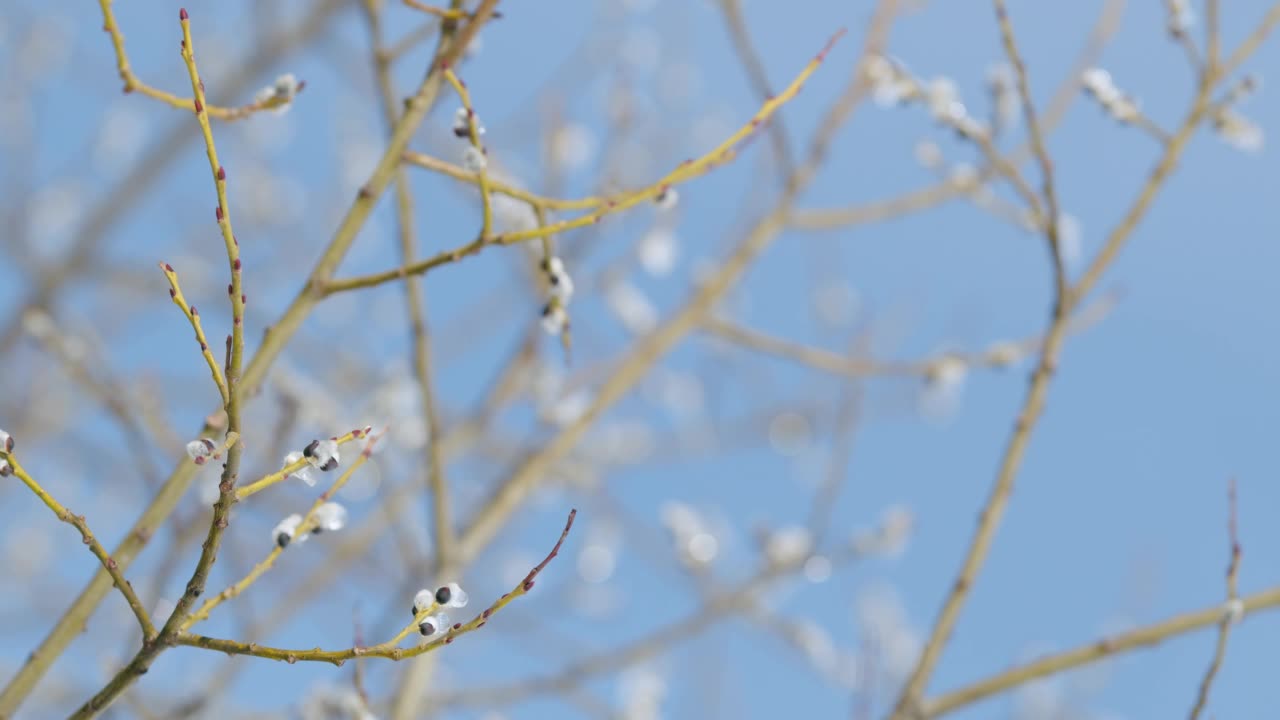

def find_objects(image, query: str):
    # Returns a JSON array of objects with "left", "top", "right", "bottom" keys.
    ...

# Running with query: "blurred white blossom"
[
  {"left": 1082, "top": 67, "right": 1140, "bottom": 123},
  {"left": 606, "top": 281, "right": 659, "bottom": 334},
  {"left": 1212, "top": 107, "right": 1264, "bottom": 152},
  {"left": 765, "top": 525, "right": 813, "bottom": 565},
  {"left": 550, "top": 123, "right": 596, "bottom": 172},
  {"left": 852, "top": 504, "right": 915, "bottom": 559},
  {"left": 638, "top": 229, "right": 678, "bottom": 277},
  {"left": 854, "top": 582, "right": 922, "bottom": 684}
]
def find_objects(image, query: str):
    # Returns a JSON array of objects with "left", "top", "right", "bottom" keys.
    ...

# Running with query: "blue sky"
[{"left": 1, "top": 0, "right": 1278, "bottom": 718}]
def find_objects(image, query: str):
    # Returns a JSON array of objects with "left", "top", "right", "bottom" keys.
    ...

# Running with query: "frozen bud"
[
  {"left": 541, "top": 301, "right": 569, "bottom": 336},
  {"left": 0, "top": 458, "right": 10, "bottom": 477},
  {"left": 412, "top": 588, "right": 435, "bottom": 616},
  {"left": 462, "top": 145, "right": 488, "bottom": 173},
  {"left": 273, "top": 514, "right": 306, "bottom": 548},
  {"left": 654, "top": 187, "right": 678, "bottom": 211},
  {"left": 435, "top": 582, "right": 469, "bottom": 608},
  {"left": 303, "top": 439, "right": 340, "bottom": 471},
  {"left": 185, "top": 438, "right": 217, "bottom": 465},
  {"left": 418, "top": 611, "right": 450, "bottom": 636},
  {"left": 1167, "top": 0, "right": 1195, "bottom": 36},
  {"left": 284, "top": 451, "right": 317, "bottom": 486},
  {"left": 765, "top": 526, "right": 814, "bottom": 565},
  {"left": 311, "top": 502, "right": 348, "bottom": 534},
  {"left": 253, "top": 73, "right": 303, "bottom": 115},
  {"left": 0, "top": 428, "right": 12, "bottom": 453},
  {"left": 452, "top": 106, "right": 484, "bottom": 139},
  {"left": 543, "top": 256, "right": 574, "bottom": 303},
  {"left": 1224, "top": 598, "right": 1245, "bottom": 624},
  {"left": 1213, "top": 108, "right": 1264, "bottom": 153}
]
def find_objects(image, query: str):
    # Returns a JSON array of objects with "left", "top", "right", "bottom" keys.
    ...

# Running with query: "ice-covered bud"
[
  {"left": 284, "top": 451, "right": 317, "bottom": 486},
  {"left": 185, "top": 437, "right": 217, "bottom": 465},
  {"left": 311, "top": 502, "right": 348, "bottom": 534},
  {"left": 541, "top": 301, "right": 569, "bottom": 336},
  {"left": 273, "top": 514, "right": 306, "bottom": 548},
  {"left": 654, "top": 187, "right": 678, "bottom": 211},
  {"left": 452, "top": 106, "right": 485, "bottom": 139},
  {"left": 418, "top": 611, "right": 450, "bottom": 636},
  {"left": 1166, "top": 0, "right": 1195, "bottom": 36},
  {"left": 435, "top": 582, "right": 469, "bottom": 609},
  {"left": 0, "top": 458, "right": 10, "bottom": 477},
  {"left": 253, "top": 73, "right": 303, "bottom": 115},
  {"left": 462, "top": 145, "right": 488, "bottom": 173},
  {"left": 303, "top": 439, "right": 340, "bottom": 472},
  {"left": 1212, "top": 108, "right": 1264, "bottom": 153},
  {"left": 1224, "top": 598, "right": 1245, "bottom": 625},
  {"left": 543, "top": 256, "right": 575, "bottom": 303},
  {"left": 0, "top": 428, "right": 13, "bottom": 453},
  {"left": 412, "top": 588, "right": 435, "bottom": 616}
]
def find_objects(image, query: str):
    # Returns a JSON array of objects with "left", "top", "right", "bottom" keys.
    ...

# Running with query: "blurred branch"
[
  {"left": 331, "top": 40, "right": 849, "bottom": 295},
  {"left": 702, "top": 290, "right": 1115, "bottom": 381},
  {"left": 362, "top": 0, "right": 456, "bottom": 580},
  {"left": 717, "top": 0, "right": 796, "bottom": 175},
  {"left": 789, "top": 0, "right": 1124, "bottom": 231},
  {"left": 452, "top": 14, "right": 886, "bottom": 576},
  {"left": 924, "top": 583, "right": 1280, "bottom": 717},
  {"left": 892, "top": 12, "right": 1276, "bottom": 716}
]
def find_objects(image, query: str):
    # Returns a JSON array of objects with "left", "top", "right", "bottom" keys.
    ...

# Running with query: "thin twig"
[
  {"left": 96, "top": 0, "right": 304, "bottom": 120},
  {"left": 174, "top": 509, "right": 576, "bottom": 665},
  {"left": 892, "top": 15, "right": 1274, "bottom": 716},
  {"left": 924, "top": 583, "right": 1280, "bottom": 717},
  {"left": 2, "top": 453, "right": 157, "bottom": 640},
  {"left": 1186, "top": 478, "right": 1242, "bottom": 720},
  {"left": 329, "top": 29, "right": 848, "bottom": 295}
]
